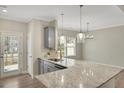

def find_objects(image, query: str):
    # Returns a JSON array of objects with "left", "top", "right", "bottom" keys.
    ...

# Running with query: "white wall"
[
  {"left": 0, "top": 18, "right": 28, "bottom": 73},
  {"left": 82, "top": 25, "right": 124, "bottom": 67}
]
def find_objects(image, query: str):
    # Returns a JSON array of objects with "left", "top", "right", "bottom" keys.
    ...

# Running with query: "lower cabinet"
[
  {"left": 39, "top": 59, "right": 44, "bottom": 74},
  {"left": 44, "top": 64, "right": 57, "bottom": 73},
  {"left": 39, "top": 60, "right": 67, "bottom": 74},
  {"left": 43, "top": 61, "right": 57, "bottom": 73}
]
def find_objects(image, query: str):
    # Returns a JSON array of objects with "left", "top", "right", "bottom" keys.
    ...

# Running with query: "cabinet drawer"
[
  {"left": 43, "top": 60, "right": 67, "bottom": 74},
  {"left": 44, "top": 61, "right": 55, "bottom": 67}
]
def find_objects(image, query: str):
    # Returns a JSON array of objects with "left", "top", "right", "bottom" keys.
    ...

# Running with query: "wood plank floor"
[{"left": 0, "top": 74, "right": 46, "bottom": 88}]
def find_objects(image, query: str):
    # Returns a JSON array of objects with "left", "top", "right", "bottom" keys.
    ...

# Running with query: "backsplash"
[{"left": 41, "top": 48, "right": 58, "bottom": 59}]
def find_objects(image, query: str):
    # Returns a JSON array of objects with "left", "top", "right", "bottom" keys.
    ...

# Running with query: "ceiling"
[{"left": 0, "top": 5, "right": 124, "bottom": 31}]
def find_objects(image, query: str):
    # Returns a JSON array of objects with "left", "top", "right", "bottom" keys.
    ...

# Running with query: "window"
[
  {"left": 66, "top": 37, "right": 76, "bottom": 56},
  {"left": 59, "top": 36, "right": 76, "bottom": 57}
]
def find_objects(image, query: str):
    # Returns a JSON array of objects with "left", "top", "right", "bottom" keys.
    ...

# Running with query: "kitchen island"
[{"left": 36, "top": 58, "right": 124, "bottom": 88}]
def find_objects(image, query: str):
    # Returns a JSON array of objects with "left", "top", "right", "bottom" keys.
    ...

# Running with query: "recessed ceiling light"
[{"left": 2, "top": 9, "right": 7, "bottom": 13}]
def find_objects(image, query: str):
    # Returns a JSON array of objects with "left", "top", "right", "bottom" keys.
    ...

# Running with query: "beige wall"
[
  {"left": 0, "top": 19, "right": 27, "bottom": 32},
  {"left": 82, "top": 25, "right": 124, "bottom": 67},
  {"left": 0, "top": 18, "right": 28, "bottom": 73}
]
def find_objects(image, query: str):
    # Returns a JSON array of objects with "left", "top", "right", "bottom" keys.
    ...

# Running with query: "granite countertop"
[
  {"left": 42, "top": 58, "right": 78, "bottom": 67},
  {"left": 36, "top": 58, "right": 124, "bottom": 88}
]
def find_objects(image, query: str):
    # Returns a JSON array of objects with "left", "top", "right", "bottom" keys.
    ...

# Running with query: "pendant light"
[
  {"left": 0, "top": 5, "right": 8, "bottom": 13},
  {"left": 86, "top": 22, "right": 94, "bottom": 39},
  {"left": 60, "top": 13, "right": 65, "bottom": 43},
  {"left": 77, "top": 5, "right": 86, "bottom": 43}
]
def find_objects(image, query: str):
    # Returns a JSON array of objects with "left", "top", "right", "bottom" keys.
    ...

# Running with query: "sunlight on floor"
[{"left": 4, "top": 64, "right": 18, "bottom": 72}]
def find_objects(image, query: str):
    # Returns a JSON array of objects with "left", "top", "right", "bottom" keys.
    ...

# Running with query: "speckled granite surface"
[{"left": 36, "top": 58, "right": 124, "bottom": 88}]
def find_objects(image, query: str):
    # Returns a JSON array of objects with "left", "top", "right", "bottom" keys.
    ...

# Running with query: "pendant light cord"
[
  {"left": 80, "top": 5, "right": 83, "bottom": 33},
  {"left": 61, "top": 13, "right": 64, "bottom": 36},
  {"left": 87, "top": 22, "right": 89, "bottom": 33}
]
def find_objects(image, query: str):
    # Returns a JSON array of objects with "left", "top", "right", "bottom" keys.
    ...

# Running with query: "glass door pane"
[{"left": 2, "top": 36, "right": 19, "bottom": 72}]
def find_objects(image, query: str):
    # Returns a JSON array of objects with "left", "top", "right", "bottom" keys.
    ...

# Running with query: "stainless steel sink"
[{"left": 48, "top": 58, "right": 63, "bottom": 62}]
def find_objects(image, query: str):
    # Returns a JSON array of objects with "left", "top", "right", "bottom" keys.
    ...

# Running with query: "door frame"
[
  {"left": 0, "top": 31, "right": 23, "bottom": 78},
  {"left": 27, "top": 30, "right": 33, "bottom": 78}
]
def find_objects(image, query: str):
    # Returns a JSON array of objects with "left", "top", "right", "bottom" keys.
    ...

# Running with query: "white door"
[
  {"left": 27, "top": 31, "right": 33, "bottom": 76},
  {"left": 0, "top": 32, "right": 23, "bottom": 78}
]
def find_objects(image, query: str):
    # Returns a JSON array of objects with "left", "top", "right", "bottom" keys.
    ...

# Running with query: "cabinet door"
[
  {"left": 47, "top": 65, "right": 56, "bottom": 73},
  {"left": 44, "top": 27, "right": 55, "bottom": 49},
  {"left": 43, "top": 64, "right": 48, "bottom": 73},
  {"left": 43, "top": 61, "right": 56, "bottom": 73},
  {"left": 39, "top": 60, "right": 44, "bottom": 74},
  {"left": 44, "top": 27, "right": 49, "bottom": 48},
  {"left": 49, "top": 27, "right": 55, "bottom": 49}
]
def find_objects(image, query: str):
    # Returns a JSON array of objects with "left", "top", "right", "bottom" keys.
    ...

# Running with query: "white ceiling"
[{"left": 0, "top": 5, "right": 124, "bottom": 31}]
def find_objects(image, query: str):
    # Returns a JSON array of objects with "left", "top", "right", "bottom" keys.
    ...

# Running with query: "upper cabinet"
[{"left": 44, "top": 27, "right": 55, "bottom": 49}]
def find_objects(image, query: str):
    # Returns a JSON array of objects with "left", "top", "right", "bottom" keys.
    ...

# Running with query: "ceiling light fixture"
[
  {"left": 2, "top": 9, "right": 7, "bottom": 13},
  {"left": 85, "top": 22, "right": 94, "bottom": 39},
  {"left": 77, "top": 5, "right": 86, "bottom": 43},
  {"left": 0, "top": 5, "right": 8, "bottom": 13}
]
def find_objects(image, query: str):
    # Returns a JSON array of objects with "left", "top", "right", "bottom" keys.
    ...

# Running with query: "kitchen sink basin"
[{"left": 48, "top": 58, "right": 63, "bottom": 62}]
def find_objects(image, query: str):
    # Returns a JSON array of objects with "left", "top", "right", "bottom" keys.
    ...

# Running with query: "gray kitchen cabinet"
[
  {"left": 43, "top": 61, "right": 57, "bottom": 73},
  {"left": 40, "top": 60, "right": 44, "bottom": 74},
  {"left": 44, "top": 64, "right": 57, "bottom": 73},
  {"left": 39, "top": 60, "right": 67, "bottom": 74},
  {"left": 44, "top": 27, "right": 55, "bottom": 49},
  {"left": 44, "top": 61, "right": 67, "bottom": 73},
  {"left": 38, "top": 59, "right": 44, "bottom": 74},
  {"left": 43, "top": 63, "right": 48, "bottom": 73}
]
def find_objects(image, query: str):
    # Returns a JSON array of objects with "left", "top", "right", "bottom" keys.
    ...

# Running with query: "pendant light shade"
[
  {"left": 60, "top": 13, "right": 65, "bottom": 44},
  {"left": 77, "top": 5, "right": 86, "bottom": 43},
  {"left": 77, "top": 32, "right": 85, "bottom": 43},
  {"left": 85, "top": 22, "right": 94, "bottom": 39},
  {"left": 60, "top": 35, "right": 65, "bottom": 43}
]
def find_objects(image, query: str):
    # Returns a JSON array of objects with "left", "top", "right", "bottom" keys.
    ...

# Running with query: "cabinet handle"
[
  {"left": 47, "top": 68, "right": 50, "bottom": 71},
  {"left": 48, "top": 68, "right": 50, "bottom": 69}
]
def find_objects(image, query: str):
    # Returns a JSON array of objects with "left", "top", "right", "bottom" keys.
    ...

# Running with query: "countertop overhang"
[{"left": 36, "top": 58, "right": 124, "bottom": 88}]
